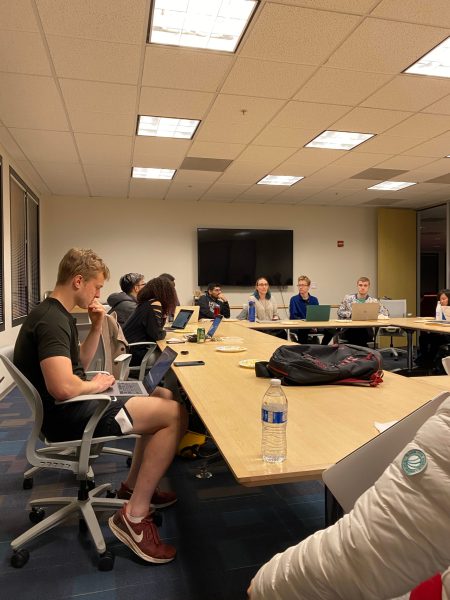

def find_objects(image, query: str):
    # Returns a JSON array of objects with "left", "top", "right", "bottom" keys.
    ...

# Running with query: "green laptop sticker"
[{"left": 401, "top": 448, "right": 427, "bottom": 476}]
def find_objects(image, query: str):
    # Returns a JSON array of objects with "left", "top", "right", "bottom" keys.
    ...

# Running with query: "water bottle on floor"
[{"left": 261, "top": 378, "right": 287, "bottom": 463}]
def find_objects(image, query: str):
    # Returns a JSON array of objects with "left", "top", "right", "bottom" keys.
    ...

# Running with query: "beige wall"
[{"left": 40, "top": 195, "right": 378, "bottom": 312}]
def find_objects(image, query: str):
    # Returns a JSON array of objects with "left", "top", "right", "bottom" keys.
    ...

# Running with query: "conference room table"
[{"left": 163, "top": 321, "right": 444, "bottom": 488}]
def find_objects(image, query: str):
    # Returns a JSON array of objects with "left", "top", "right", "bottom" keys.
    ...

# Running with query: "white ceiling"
[{"left": 2, "top": 0, "right": 450, "bottom": 209}]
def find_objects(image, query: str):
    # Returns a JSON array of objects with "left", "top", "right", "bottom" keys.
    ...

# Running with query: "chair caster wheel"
[
  {"left": 11, "top": 549, "right": 30, "bottom": 568},
  {"left": 106, "top": 489, "right": 116, "bottom": 498},
  {"left": 29, "top": 507, "right": 45, "bottom": 523},
  {"left": 126, "top": 456, "right": 132, "bottom": 467},
  {"left": 98, "top": 550, "right": 114, "bottom": 571},
  {"left": 79, "top": 518, "right": 88, "bottom": 533},
  {"left": 23, "top": 478, "right": 33, "bottom": 490}
]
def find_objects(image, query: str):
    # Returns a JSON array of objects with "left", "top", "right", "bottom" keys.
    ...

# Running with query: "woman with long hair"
[
  {"left": 123, "top": 276, "right": 177, "bottom": 366},
  {"left": 238, "top": 277, "right": 286, "bottom": 338}
]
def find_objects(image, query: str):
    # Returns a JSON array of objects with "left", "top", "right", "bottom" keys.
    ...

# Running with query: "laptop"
[
  {"left": 305, "top": 304, "right": 331, "bottom": 322},
  {"left": 351, "top": 302, "right": 380, "bottom": 321},
  {"left": 322, "top": 391, "right": 449, "bottom": 513},
  {"left": 107, "top": 347, "right": 178, "bottom": 397},
  {"left": 164, "top": 308, "right": 194, "bottom": 331},
  {"left": 174, "top": 305, "right": 200, "bottom": 323}
]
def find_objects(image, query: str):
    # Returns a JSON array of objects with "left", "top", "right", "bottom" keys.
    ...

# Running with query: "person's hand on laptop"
[{"left": 90, "top": 372, "right": 115, "bottom": 393}]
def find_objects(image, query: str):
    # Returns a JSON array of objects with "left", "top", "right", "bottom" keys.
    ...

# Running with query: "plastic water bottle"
[
  {"left": 436, "top": 301, "right": 443, "bottom": 321},
  {"left": 261, "top": 379, "right": 287, "bottom": 463},
  {"left": 248, "top": 299, "right": 256, "bottom": 322}
]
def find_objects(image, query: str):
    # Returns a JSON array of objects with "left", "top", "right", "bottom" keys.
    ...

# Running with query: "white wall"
[{"left": 40, "top": 195, "right": 378, "bottom": 315}]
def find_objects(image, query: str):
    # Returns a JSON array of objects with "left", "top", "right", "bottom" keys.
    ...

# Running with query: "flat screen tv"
[{"left": 197, "top": 228, "right": 293, "bottom": 287}]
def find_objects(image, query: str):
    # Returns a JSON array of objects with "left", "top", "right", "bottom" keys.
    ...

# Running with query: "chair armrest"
[
  {"left": 127, "top": 342, "right": 155, "bottom": 348},
  {"left": 114, "top": 353, "right": 132, "bottom": 379}
]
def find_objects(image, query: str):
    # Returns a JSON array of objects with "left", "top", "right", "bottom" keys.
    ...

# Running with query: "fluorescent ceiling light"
[
  {"left": 405, "top": 36, "right": 450, "bottom": 78},
  {"left": 138, "top": 115, "right": 200, "bottom": 139},
  {"left": 132, "top": 167, "right": 175, "bottom": 180},
  {"left": 305, "top": 130, "right": 374, "bottom": 150},
  {"left": 257, "top": 175, "right": 304, "bottom": 186},
  {"left": 368, "top": 181, "right": 416, "bottom": 191},
  {"left": 149, "top": 0, "right": 259, "bottom": 52}
]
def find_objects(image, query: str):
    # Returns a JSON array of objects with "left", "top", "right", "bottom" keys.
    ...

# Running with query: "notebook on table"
[
  {"left": 351, "top": 302, "right": 380, "bottom": 321},
  {"left": 174, "top": 305, "right": 200, "bottom": 323},
  {"left": 107, "top": 347, "right": 178, "bottom": 397},
  {"left": 164, "top": 308, "right": 194, "bottom": 331},
  {"left": 305, "top": 305, "right": 331, "bottom": 322}
]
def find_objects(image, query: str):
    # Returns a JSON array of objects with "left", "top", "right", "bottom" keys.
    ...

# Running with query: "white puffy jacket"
[{"left": 251, "top": 397, "right": 450, "bottom": 600}]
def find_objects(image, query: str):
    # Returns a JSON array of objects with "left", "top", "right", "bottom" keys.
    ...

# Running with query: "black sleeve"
[
  {"left": 198, "top": 295, "right": 214, "bottom": 319},
  {"left": 143, "top": 303, "right": 166, "bottom": 341},
  {"left": 220, "top": 301, "right": 230, "bottom": 318}
]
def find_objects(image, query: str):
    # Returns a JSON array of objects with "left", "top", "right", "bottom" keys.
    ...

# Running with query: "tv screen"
[{"left": 197, "top": 228, "right": 293, "bottom": 287}]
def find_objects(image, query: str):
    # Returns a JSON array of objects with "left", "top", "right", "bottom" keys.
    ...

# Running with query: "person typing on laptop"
[
  {"left": 289, "top": 275, "right": 333, "bottom": 345},
  {"left": 14, "top": 248, "right": 187, "bottom": 565},
  {"left": 337, "top": 276, "right": 388, "bottom": 347}
]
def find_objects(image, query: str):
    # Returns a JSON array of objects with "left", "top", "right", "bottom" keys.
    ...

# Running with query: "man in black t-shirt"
[{"left": 14, "top": 248, "right": 187, "bottom": 565}]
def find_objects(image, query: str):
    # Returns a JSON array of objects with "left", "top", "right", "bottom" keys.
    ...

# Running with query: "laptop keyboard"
[{"left": 117, "top": 381, "right": 143, "bottom": 395}]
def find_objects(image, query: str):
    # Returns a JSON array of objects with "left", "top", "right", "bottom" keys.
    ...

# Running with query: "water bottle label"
[{"left": 262, "top": 408, "right": 287, "bottom": 424}]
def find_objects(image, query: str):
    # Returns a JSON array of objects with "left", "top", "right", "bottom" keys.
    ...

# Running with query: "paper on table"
[
  {"left": 374, "top": 420, "right": 398, "bottom": 433},
  {"left": 166, "top": 337, "right": 186, "bottom": 344}
]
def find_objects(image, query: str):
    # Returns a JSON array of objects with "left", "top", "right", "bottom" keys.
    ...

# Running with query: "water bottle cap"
[{"left": 270, "top": 378, "right": 281, "bottom": 385}]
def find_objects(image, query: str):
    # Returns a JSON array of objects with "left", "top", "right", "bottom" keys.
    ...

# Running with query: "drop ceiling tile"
[
  {"left": 0, "top": 0, "right": 39, "bottom": 31},
  {"left": 37, "top": 0, "right": 147, "bottom": 44},
  {"left": 294, "top": 68, "right": 392, "bottom": 105},
  {"left": 142, "top": 46, "right": 233, "bottom": 92},
  {"left": 0, "top": 73, "right": 69, "bottom": 129},
  {"left": 361, "top": 75, "right": 450, "bottom": 111},
  {"left": 253, "top": 126, "right": 322, "bottom": 147},
  {"left": 279, "top": 0, "right": 379, "bottom": 13},
  {"left": 278, "top": 148, "right": 344, "bottom": 172},
  {"left": 14, "top": 159, "right": 50, "bottom": 195},
  {"left": 202, "top": 183, "right": 250, "bottom": 201},
  {"left": 207, "top": 94, "right": 283, "bottom": 126},
  {"left": 9, "top": 129, "right": 79, "bottom": 162},
  {"left": 60, "top": 80, "right": 138, "bottom": 114},
  {"left": 47, "top": 36, "right": 141, "bottom": 84},
  {"left": 241, "top": 3, "right": 361, "bottom": 64},
  {"left": 272, "top": 101, "right": 351, "bottom": 129},
  {"left": 75, "top": 133, "right": 133, "bottom": 166},
  {"left": 0, "top": 31, "right": 51, "bottom": 75},
  {"left": 218, "top": 161, "right": 272, "bottom": 185},
  {"left": 350, "top": 167, "right": 407, "bottom": 180},
  {"left": 386, "top": 113, "right": 450, "bottom": 138},
  {"left": 199, "top": 196, "right": 235, "bottom": 204},
  {"left": 139, "top": 88, "right": 214, "bottom": 120},
  {"left": 31, "top": 160, "right": 89, "bottom": 196},
  {"left": 376, "top": 156, "right": 437, "bottom": 171},
  {"left": 424, "top": 94, "right": 450, "bottom": 116},
  {"left": 84, "top": 164, "right": 130, "bottom": 197},
  {"left": 425, "top": 173, "right": 450, "bottom": 184},
  {"left": 188, "top": 141, "right": 246, "bottom": 160},
  {"left": 238, "top": 185, "right": 283, "bottom": 202},
  {"left": 129, "top": 178, "right": 171, "bottom": 199},
  {"left": 237, "top": 145, "right": 296, "bottom": 164},
  {"left": 165, "top": 181, "right": 212, "bottom": 202},
  {"left": 133, "top": 137, "right": 190, "bottom": 168},
  {"left": 196, "top": 120, "right": 268, "bottom": 145},
  {"left": 222, "top": 58, "right": 316, "bottom": 99},
  {"left": 402, "top": 132, "right": 450, "bottom": 158},
  {"left": 174, "top": 170, "right": 221, "bottom": 184},
  {"left": 326, "top": 19, "right": 449, "bottom": 73},
  {"left": 332, "top": 107, "right": 412, "bottom": 134},
  {"left": 363, "top": 197, "right": 402, "bottom": 206},
  {"left": 372, "top": 0, "right": 450, "bottom": 28},
  {"left": 353, "top": 134, "right": 422, "bottom": 155},
  {"left": 407, "top": 159, "right": 450, "bottom": 182},
  {"left": 179, "top": 157, "right": 231, "bottom": 172},
  {"left": 68, "top": 111, "right": 136, "bottom": 136},
  {"left": 0, "top": 126, "right": 27, "bottom": 160}
]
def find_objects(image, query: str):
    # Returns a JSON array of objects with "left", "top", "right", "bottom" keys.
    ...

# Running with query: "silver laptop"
[
  {"left": 322, "top": 391, "right": 449, "bottom": 512},
  {"left": 351, "top": 302, "right": 380, "bottom": 321},
  {"left": 107, "top": 347, "right": 178, "bottom": 397}
]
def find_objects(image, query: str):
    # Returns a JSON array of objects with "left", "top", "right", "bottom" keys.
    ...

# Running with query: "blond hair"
[
  {"left": 56, "top": 248, "right": 110, "bottom": 285},
  {"left": 298, "top": 275, "right": 311, "bottom": 286},
  {"left": 357, "top": 276, "right": 370, "bottom": 284}
]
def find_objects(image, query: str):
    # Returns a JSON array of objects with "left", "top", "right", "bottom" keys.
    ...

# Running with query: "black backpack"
[{"left": 267, "top": 344, "right": 383, "bottom": 386}]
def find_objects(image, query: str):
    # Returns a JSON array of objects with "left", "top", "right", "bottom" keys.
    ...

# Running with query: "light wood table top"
[
  {"left": 163, "top": 321, "right": 444, "bottom": 487},
  {"left": 238, "top": 318, "right": 384, "bottom": 330},
  {"left": 412, "top": 375, "right": 450, "bottom": 391}
]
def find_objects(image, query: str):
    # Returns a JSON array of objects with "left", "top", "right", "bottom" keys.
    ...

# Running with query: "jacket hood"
[{"left": 107, "top": 292, "right": 135, "bottom": 306}]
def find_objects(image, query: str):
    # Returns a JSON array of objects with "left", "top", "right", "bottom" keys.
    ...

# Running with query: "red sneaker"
[
  {"left": 109, "top": 506, "right": 176, "bottom": 563},
  {"left": 117, "top": 482, "right": 178, "bottom": 509}
]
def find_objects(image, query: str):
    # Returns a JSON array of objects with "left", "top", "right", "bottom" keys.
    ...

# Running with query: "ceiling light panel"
[
  {"left": 132, "top": 167, "right": 176, "bottom": 179},
  {"left": 138, "top": 115, "right": 200, "bottom": 139},
  {"left": 368, "top": 181, "right": 416, "bottom": 191},
  {"left": 305, "top": 130, "right": 375, "bottom": 151},
  {"left": 149, "top": 0, "right": 259, "bottom": 52},
  {"left": 405, "top": 36, "right": 450, "bottom": 78},
  {"left": 257, "top": 175, "right": 304, "bottom": 186}
]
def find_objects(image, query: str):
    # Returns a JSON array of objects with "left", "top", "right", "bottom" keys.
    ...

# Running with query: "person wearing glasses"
[
  {"left": 198, "top": 283, "right": 230, "bottom": 319},
  {"left": 238, "top": 277, "right": 286, "bottom": 338},
  {"left": 289, "top": 275, "right": 333, "bottom": 345},
  {"left": 107, "top": 272, "right": 145, "bottom": 327}
]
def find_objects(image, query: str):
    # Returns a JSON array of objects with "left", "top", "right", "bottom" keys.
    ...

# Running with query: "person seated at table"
[
  {"left": 107, "top": 272, "right": 145, "bottom": 326},
  {"left": 123, "top": 276, "right": 177, "bottom": 367},
  {"left": 159, "top": 273, "right": 180, "bottom": 317},
  {"left": 337, "top": 276, "right": 388, "bottom": 347},
  {"left": 247, "top": 394, "right": 450, "bottom": 600},
  {"left": 416, "top": 289, "right": 450, "bottom": 369},
  {"left": 197, "top": 283, "right": 230, "bottom": 319},
  {"left": 289, "top": 275, "right": 333, "bottom": 345},
  {"left": 238, "top": 277, "right": 287, "bottom": 339}
]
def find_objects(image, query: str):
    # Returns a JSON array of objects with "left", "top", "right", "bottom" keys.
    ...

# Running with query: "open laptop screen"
[{"left": 169, "top": 309, "right": 194, "bottom": 329}]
